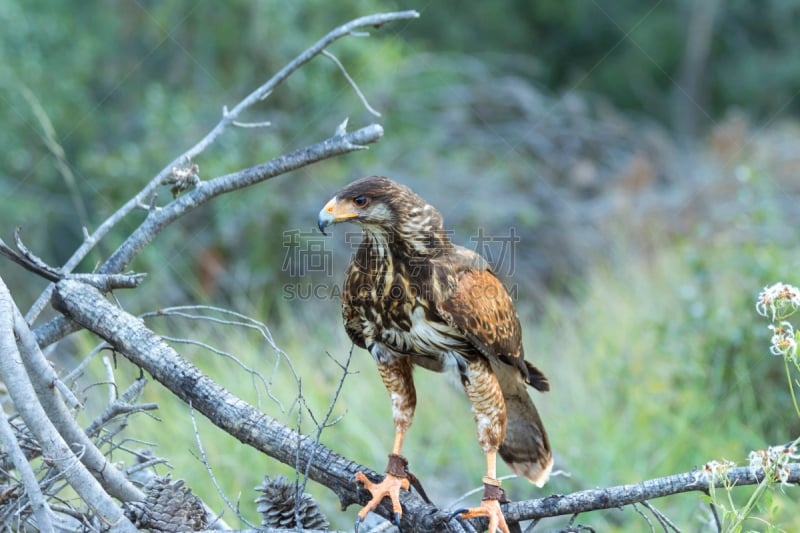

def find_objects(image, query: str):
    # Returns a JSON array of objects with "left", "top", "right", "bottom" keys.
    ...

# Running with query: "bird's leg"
[
  {"left": 452, "top": 451, "right": 512, "bottom": 533},
  {"left": 354, "top": 357, "right": 416, "bottom": 531},
  {"left": 451, "top": 358, "right": 513, "bottom": 533}
]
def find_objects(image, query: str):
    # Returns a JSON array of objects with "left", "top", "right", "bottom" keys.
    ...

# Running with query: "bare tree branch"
[
  {"left": 23, "top": 9, "right": 419, "bottom": 324},
  {"left": 33, "top": 122, "right": 383, "bottom": 349},
  {"left": 51, "top": 278, "right": 800, "bottom": 531},
  {"left": 12, "top": 301, "right": 144, "bottom": 504},
  {"left": 0, "top": 321, "right": 54, "bottom": 533},
  {"left": 0, "top": 277, "right": 138, "bottom": 532},
  {"left": 51, "top": 279, "right": 451, "bottom": 531},
  {"left": 0, "top": 12, "right": 427, "bottom": 529},
  {"left": 83, "top": 377, "right": 156, "bottom": 439},
  {"left": 0, "top": 233, "right": 146, "bottom": 291},
  {"left": 502, "top": 465, "right": 800, "bottom": 523},
  {"left": 10, "top": 9, "right": 789, "bottom": 532}
]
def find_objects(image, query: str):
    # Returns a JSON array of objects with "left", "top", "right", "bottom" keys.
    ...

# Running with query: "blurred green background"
[{"left": 3, "top": 1, "right": 800, "bottom": 531}]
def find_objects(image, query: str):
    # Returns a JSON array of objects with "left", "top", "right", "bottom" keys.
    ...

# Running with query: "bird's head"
[
  {"left": 318, "top": 176, "right": 450, "bottom": 253},
  {"left": 318, "top": 176, "right": 418, "bottom": 234}
]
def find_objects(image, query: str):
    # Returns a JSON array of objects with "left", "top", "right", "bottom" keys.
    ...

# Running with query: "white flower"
[
  {"left": 748, "top": 444, "right": 799, "bottom": 485},
  {"left": 768, "top": 322, "right": 798, "bottom": 360},
  {"left": 756, "top": 282, "right": 800, "bottom": 320},
  {"left": 749, "top": 448, "right": 769, "bottom": 478},
  {"left": 700, "top": 459, "right": 736, "bottom": 482}
]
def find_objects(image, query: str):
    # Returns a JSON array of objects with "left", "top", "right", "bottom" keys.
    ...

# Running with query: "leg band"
[
  {"left": 385, "top": 453, "right": 410, "bottom": 479},
  {"left": 481, "top": 478, "right": 509, "bottom": 503}
]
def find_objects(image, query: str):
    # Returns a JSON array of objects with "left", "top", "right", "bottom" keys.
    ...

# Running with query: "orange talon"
[
  {"left": 354, "top": 471, "right": 409, "bottom": 529},
  {"left": 457, "top": 498, "right": 511, "bottom": 533},
  {"left": 452, "top": 478, "right": 512, "bottom": 533},
  {"left": 354, "top": 454, "right": 413, "bottom": 531}
]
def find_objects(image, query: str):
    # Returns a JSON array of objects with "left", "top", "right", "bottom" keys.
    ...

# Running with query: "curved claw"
[
  {"left": 354, "top": 516, "right": 363, "bottom": 532},
  {"left": 354, "top": 471, "right": 409, "bottom": 530},
  {"left": 448, "top": 508, "right": 469, "bottom": 522},
  {"left": 455, "top": 499, "right": 512, "bottom": 533}
]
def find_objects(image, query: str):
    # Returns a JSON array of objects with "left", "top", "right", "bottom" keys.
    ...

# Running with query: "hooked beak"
[{"left": 317, "top": 196, "right": 359, "bottom": 235}]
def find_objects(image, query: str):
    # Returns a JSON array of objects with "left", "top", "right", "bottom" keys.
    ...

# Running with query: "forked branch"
[
  {"left": 51, "top": 279, "right": 800, "bottom": 532},
  {"left": 24, "top": 9, "right": 419, "bottom": 324},
  {"left": 33, "top": 122, "right": 383, "bottom": 348}
]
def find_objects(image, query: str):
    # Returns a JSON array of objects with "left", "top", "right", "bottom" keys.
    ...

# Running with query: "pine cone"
[
  {"left": 255, "top": 475, "right": 329, "bottom": 530},
  {"left": 124, "top": 474, "right": 207, "bottom": 531}
]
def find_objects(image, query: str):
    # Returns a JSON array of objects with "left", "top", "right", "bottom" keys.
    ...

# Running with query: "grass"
[
  {"left": 65, "top": 221, "right": 800, "bottom": 531},
  {"left": 525, "top": 231, "right": 800, "bottom": 531}
]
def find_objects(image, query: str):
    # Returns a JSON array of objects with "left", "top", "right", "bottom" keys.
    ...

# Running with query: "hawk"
[{"left": 318, "top": 176, "right": 552, "bottom": 533}]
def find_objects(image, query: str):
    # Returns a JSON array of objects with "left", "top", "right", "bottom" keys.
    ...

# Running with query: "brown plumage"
[{"left": 318, "top": 176, "right": 552, "bottom": 532}]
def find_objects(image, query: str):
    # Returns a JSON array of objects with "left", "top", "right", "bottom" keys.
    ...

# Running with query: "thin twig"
[
  {"left": 631, "top": 502, "right": 656, "bottom": 533},
  {"left": 23, "top": 10, "right": 418, "bottom": 324},
  {"left": 63, "top": 343, "right": 112, "bottom": 385},
  {"left": 123, "top": 457, "right": 171, "bottom": 477},
  {"left": 706, "top": 496, "right": 722, "bottom": 533},
  {"left": 83, "top": 378, "right": 150, "bottom": 438},
  {"left": 143, "top": 305, "right": 299, "bottom": 412},
  {"left": 53, "top": 378, "right": 82, "bottom": 410},
  {"left": 160, "top": 335, "right": 274, "bottom": 410},
  {"left": 640, "top": 500, "right": 680, "bottom": 532},
  {"left": 103, "top": 439, "right": 160, "bottom": 460},
  {"left": 232, "top": 120, "right": 272, "bottom": 128},
  {"left": 189, "top": 404, "right": 257, "bottom": 529},
  {"left": 522, "top": 518, "right": 540, "bottom": 533},
  {"left": 12, "top": 301, "right": 142, "bottom": 504},
  {"left": 298, "top": 345, "right": 355, "bottom": 498},
  {"left": 0, "top": 279, "right": 137, "bottom": 532},
  {"left": 0, "top": 404, "right": 53, "bottom": 532},
  {"left": 294, "top": 379, "right": 304, "bottom": 530},
  {"left": 321, "top": 49, "right": 382, "bottom": 117},
  {"left": 102, "top": 356, "right": 116, "bottom": 405}
]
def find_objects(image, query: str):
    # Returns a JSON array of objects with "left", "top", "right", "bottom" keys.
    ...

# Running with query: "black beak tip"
[{"left": 317, "top": 218, "right": 328, "bottom": 236}]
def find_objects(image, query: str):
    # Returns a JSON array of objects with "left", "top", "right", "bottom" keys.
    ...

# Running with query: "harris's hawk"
[{"left": 318, "top": 176, "right": 552, "bottom": 532}]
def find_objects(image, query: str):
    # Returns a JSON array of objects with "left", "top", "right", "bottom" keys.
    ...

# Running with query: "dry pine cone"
[
  {"left": 255, "top": 474, "right": 329, "bottom": 530},
  {"left": 124, "top": 474, "right": 207, "bottom": 531}
]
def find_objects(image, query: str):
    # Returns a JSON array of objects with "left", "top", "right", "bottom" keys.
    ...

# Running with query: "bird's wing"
[
  {"left": 435, "top": 246, "right": 548, "bottom": 391},
  {"left": 435, "top": 246, "right": 553, "bottom": 485}
]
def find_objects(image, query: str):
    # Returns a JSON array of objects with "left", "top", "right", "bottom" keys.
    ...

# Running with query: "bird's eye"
[{"left": 352, "top": 195, "right": 368, "bottom": 208}]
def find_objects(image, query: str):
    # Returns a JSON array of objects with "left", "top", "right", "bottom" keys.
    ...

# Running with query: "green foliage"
[
  {"left": 411, "top": 0, "right": 800, "bottom": 121},
  {"left": 5, "top": 0, "right": 800, "bottom": 308},
  {"left": 522, "top": 158, "right": 800, "bottom": 530},
  {"left": 67, "top": 185, "right": 800, "bottom": 530},
  {"left": 526, "top": 251, "right": 799, "bottom": 529},
  {"left": 4, "top": 1, "right": 800, "bottom": 530},
  {"left": 0, "top": 0, "right": 406, "bottom": 305}
]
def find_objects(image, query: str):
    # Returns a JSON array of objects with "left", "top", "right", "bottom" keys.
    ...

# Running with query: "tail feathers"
[
  {"left": 524, "top": 360, "right": 550, "bottom": 392},
  {"left": 492, "top": 360, "right": 552, "bottom": 486},
  {"left": 498, "top": 392, "right": 553, "bottom": 486},
  {"left": 497, "top": 356, "right": 550, "bottom": 391}
]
